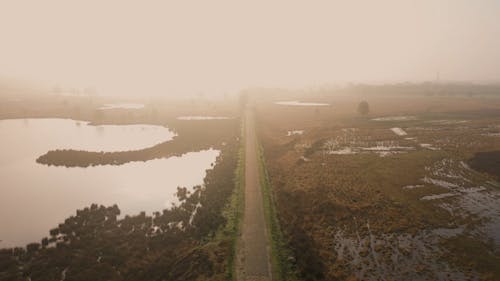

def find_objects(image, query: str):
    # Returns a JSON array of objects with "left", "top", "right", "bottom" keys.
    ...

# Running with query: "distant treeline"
[
  {"left": 340, "top": 83, "right": 500, "bottom": 97},
  {"left": 0, "top": 135, "right": 239, "bottom": 281},
  {"left": 36, "top": 119, "right": 239, "bottom": 167}
]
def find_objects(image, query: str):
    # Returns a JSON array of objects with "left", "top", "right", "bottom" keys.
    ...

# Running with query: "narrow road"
[{"left": 236, "top": 108, "right": 273, "bottom": 281}]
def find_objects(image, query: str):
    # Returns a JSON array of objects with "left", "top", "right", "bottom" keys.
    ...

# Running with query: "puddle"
[
  {"left": 422, "top": 177, "right": 460, "bottom": 189},
  {"left": 482, "top": 133, "right": 500, "bottom": 137},
  {"left": 99, "top": 103, "right": 145, "bottom": 110},
  {"left": 420, "top": 143, "right": 439, "bottom": 150},
  {"left": 287, "top": 130, "right": 304, "bottom": 136},
  {"left": 390, "top": 127, "right": 407, "bottom": 136},
  {"left": 299, "top": 156, "right": 311, "bottom": 162},
  {"left": 421, "top": 193, "right": 457, "bottom": 201},
  {"left": 372, "top": 116, "right": 417, "bottom": 121},
  {"left": 176, "top": 116, "right": 231, "bottom": 120},
  {"left": 377, "top": 151, "right": 406, "bottom": 157},
  {"left": 323, "top": 131, "right": 416, "bottom": 157},
  {"left": 328, "top": 147, "right": 356, "bottom": 155},
  {"left": 428, "top": 120, "right": 469, "bottom": 125},
  {"left": 274, "top": 100, "right": 329, "bottom": 106},
  {"left": 403, "top": 184, "right": 424, "bottom": 189},
  {"left": 362, "top": 146, "right": 414, "bottom": 152}
]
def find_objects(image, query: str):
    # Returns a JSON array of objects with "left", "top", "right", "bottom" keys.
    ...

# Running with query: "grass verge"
[
  {"left": 217, "top": 119, "right": 245, "bottom": 281},
  {"left": 257, "top": 144, "right": 299, "bottom": 281}
]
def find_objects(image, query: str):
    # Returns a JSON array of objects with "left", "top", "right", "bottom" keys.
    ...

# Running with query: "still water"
[
  {"left": 99, "top": 103, "right": 145, "bottom": 110},
  {"left": 274, "top": 100, "right": 329, "bottom": 106},
  {"left": 0, "top": 119, "right": 219, "bottom": 247}
]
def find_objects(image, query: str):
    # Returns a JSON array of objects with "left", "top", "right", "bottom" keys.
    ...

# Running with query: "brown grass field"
[{"left": 255, "top": 85, "right": 500, "bottom": 281}]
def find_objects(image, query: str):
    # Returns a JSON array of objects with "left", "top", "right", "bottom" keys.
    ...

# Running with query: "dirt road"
[{"left": 236, "top": 108, "right": 272, "bottom": 281}]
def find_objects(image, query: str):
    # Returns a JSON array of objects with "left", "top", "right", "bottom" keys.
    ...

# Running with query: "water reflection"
[
  {"left": 274, "top": 100, "right": 329, "bottom": 106},
  {"left": 0, "top": 118, "right": 175, "bottom": 154},
  {"left": 99, "top": 103, "right": 145, "bottom": 110},
  {"left": 0, "top": 118, "right": 219, "bottom": 247}
]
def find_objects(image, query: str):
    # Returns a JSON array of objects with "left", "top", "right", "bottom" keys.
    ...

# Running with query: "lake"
[{"left": 0, "top": 118, "right": 219, "bottom": 247}]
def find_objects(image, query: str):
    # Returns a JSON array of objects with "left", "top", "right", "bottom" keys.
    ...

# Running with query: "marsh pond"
[{"left": 0, "top": 118, "right": 219, "bottom": 247}]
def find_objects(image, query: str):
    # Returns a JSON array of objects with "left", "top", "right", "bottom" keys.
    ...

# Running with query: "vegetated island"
[
  {"left": 0, "top": 136, "right": 240, "bottom": 281},
  {"left": 36, "top": 118, "right": 239, "bottom": 167}
]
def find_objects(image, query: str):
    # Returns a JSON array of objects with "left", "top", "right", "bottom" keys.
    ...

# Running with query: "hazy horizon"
[
  {"left": 1, "top": 0, "right": 499, "bottom": 97},
  {"left": 2, "top": 3, "right": 500, "bottom": 279}
]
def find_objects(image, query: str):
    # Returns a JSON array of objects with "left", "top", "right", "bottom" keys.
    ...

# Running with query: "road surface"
[{"left": 236, "top": 108, "right": 273, "bottom": 281}]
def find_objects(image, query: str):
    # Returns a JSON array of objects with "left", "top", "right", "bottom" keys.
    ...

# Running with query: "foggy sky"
[{"left": 1, "top": 0, "right": 499, "bottom": 97}]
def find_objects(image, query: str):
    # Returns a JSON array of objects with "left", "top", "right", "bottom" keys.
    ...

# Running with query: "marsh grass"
[
  {"left": 258, "top": 144, "right": 300, "bottom": 281},
  {"left": 254, "top": 91, "right": 500, "bottom": 280},
  {"left": 219, "top": 122, "right": 245, "bottom": 281}
]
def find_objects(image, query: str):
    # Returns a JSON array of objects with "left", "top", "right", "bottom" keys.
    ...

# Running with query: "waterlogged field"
[{"left": 257, "top": 91, "right": 500, "bottom": 280}]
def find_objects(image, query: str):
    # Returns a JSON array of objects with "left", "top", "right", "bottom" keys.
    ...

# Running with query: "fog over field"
[
  {"left": 1, "top": 0, "right": 500, "bottom": 97},
  {"left": 2, "top": 1, "right": 500, "bottom": 281}
]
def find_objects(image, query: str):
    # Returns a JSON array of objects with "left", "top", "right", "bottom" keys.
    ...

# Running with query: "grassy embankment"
[
  {"left": 257, "top": 144, "right": 299, "bottom": 281},
  {"left": 217, "top": 119, "right": 245, "bottom": 280}
]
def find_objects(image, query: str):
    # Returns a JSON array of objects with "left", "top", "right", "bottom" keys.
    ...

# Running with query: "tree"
[
  {"left": 26, "top": 243, "right": 40, "bottom": 253},
  {"left": 357, "top": 100, "right": 370, "bottom": 115}
]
